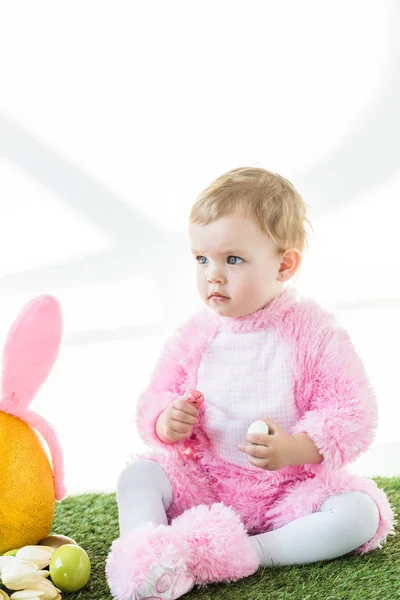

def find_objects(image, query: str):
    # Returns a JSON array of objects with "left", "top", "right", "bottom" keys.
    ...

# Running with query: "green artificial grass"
[{"left": 44, "top": 477, "right": 399, "bottom": 599}]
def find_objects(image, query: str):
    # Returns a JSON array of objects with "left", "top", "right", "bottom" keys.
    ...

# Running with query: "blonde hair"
[{"left": 189, "top": 167, "right": 312, "bottom": 254}]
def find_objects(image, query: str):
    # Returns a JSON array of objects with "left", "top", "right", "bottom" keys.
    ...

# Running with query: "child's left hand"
[{"left": 238, "top": 419, "right": 298, "bottom": 471}]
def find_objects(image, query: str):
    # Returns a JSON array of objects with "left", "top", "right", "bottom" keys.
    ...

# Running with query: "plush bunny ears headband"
[{"left": 0, "top": 296, "right": 66, "bottom": 501}]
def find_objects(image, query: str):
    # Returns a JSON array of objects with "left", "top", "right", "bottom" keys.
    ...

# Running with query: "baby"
[{"left": 106, "top": 167, "right": 395, "bottom": 600}]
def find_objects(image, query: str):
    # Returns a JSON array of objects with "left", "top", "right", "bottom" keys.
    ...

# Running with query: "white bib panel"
[{"left": 196, "top": 328, "right": 298, "bottom": 468}]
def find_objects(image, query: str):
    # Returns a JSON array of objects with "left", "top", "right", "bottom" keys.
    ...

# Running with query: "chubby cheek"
[
  {"left": 236, "top": 269, "right": 270, "bottom": 305},
  {"left": 237, "top": 277, "right": 260, "bottom": 302},
  {"left": 196, "top": 270, "right": 208, "bottom": 299},
  {"left": 233, "top": 268, "right": 257, "bottom": 292}
]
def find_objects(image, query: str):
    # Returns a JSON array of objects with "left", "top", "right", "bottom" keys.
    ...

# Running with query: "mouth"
[{"left": 209, "top": 293, "right": 230, "bottom": 300}]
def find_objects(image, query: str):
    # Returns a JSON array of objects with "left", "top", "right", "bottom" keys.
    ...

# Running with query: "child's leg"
[
  {"left": 251, "top": 491, "right": 380, "bottom": 567},
  {"left": 116, "top": 459, "right": 173, "bottom": 534},
  {"left": 107, "top": 501, "right": 260, "bottom": 600}
]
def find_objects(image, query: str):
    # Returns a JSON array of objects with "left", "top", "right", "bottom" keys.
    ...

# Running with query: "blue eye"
[
  {"left": 195, "top": 255, "right": 243, "bottom": 265},
  {"left": 227, "top": 256, "right": 243, "bottom": 265},
  {"left": 196, "top": 256, "right": 208, "bottom": 265}
]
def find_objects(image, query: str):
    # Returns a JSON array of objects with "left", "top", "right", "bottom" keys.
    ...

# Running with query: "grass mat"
[{"left": 37, "top": 477, "right": 400, "bottom": 599}]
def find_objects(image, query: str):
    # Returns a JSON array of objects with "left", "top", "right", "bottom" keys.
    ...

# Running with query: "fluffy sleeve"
[
  {"left": 135, "top": 312, "right": 203, "bottom": 450},
  {"left": 291, "top": 321, "right": 378, "bottom": 472}
]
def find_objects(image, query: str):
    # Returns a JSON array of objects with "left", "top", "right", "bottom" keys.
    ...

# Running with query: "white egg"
[{"left": 247, "top": 420, "right": 269, "bottom": 435}]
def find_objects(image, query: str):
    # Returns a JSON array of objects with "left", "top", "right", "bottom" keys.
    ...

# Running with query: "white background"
[{"left": 0, "top": 1, "right": 399, "bottom": 494}]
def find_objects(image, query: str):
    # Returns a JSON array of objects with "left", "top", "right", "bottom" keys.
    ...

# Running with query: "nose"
[{"left": 207, "top": 269, "right": 226, "bottom": 284}]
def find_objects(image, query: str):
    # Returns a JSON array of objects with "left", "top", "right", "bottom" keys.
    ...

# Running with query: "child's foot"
[
  {"left": 106, "top": 521, "right": 194, "bottom": 600},
  {"left": 136, "top": 558, "right": 195, "bottom": 599},
  {"left": 106, "top": 503, "right": 259, "bottom": 600}
]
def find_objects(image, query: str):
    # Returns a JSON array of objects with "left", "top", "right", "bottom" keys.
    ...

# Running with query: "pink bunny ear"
[
  {"left": 1, "top": 295, "right": 62, "bottom": 410},
  {"left": 23, "top": 409, "right": 67, "bottom": 500}
]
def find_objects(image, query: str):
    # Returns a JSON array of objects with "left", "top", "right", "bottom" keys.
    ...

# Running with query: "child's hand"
[
  {"left": 238, "top": 419, "right": 298, "bottom": 471},
  {"left": 156, "top": 391, "right": 199, "bottom": 443}
]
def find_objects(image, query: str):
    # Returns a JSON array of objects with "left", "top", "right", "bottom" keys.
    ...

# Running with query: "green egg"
[
  {"left": 3, "top": 548, "right": 19, "bottom": 556},
  {"left": 49, "top": 544, "right": 91, "bottom": 592}
]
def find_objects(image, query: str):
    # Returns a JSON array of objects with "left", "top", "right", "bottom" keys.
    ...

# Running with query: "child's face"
[{"left": 189, "top": 213, "right": 286, "bottom": 318}]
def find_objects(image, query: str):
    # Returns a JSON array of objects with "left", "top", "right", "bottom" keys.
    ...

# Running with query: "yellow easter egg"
[{"left": 0, "top": 412, "right": 55, "bottom": 554}]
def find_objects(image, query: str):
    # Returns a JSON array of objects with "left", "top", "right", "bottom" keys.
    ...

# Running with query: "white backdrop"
[{"left": 0, "top": 1, "right": 399, "bottom": 494}]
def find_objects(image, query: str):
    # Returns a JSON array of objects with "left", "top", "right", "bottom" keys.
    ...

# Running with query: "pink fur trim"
[
  {"left": 172, "top": 502, "right": 259, "bottom": 585},
  {"left": 106, "top": 503, "right": 259, "bottom": 599},
  {"left": 290, "top": 323, "right": 378, "bottom": 471},
  {"left": 210, "top": 286, "right": 299, "bottom": 333},
  {"left": 135, "top": 310, "right": 213, "bottom": 452}
]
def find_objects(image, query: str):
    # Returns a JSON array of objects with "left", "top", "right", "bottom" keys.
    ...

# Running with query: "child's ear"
[{"left": 278, "top": 248, "right": 301, "bottom": 280}]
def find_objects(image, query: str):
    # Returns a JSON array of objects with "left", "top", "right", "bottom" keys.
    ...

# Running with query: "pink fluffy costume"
[{"left": 106, "top": 286, "right": 395, "bottom": 598}]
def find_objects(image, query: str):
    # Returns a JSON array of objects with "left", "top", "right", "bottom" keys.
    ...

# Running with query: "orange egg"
[{"left": 0, "top": 412, "right": 55, "bottom": 554}]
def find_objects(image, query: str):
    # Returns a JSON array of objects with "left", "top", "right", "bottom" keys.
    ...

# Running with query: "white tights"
[{"left": 116, "top": 460, "right": 380, "bottom": 567}]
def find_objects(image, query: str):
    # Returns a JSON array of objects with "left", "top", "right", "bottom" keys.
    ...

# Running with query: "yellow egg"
[{"left": 0, "top": 412, "right": 55, "bottom": 554}]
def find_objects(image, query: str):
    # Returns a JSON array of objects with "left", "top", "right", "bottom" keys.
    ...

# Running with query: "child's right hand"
[{"left": 156, "top": 391, "right": 199, "bottom": 443}]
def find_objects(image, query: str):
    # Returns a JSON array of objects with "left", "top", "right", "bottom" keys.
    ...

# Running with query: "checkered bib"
[{"left": 196, "top": 328, "right": 298, "bottom": 468}]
